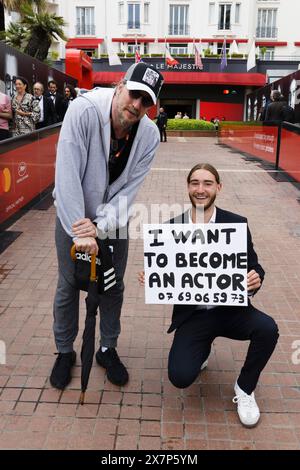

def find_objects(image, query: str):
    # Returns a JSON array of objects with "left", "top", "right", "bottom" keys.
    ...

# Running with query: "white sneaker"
[
  {"left": 200, "top": 359, "right": 208, "bottom": 371},
  {"left": 232, "top": 382, "right": 260, "bottom": 427}
]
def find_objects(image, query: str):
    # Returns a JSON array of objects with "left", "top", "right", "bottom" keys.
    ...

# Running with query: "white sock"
[{"left": 101, "top": 346, "right": 108, "bottom": 353}]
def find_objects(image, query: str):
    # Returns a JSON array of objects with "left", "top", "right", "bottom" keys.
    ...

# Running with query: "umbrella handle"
[{"left": 70, "top": 244, "right": 97, "bottom": 282}]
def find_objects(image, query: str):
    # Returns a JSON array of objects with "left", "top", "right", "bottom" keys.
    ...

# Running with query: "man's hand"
[
  {"left": 138, "top": 271, "right": 145, "bottom": 286},
  {"left": 247, "top": 269, "right": 261, "bottom": 292},
  {"left": 74, "top": 237, "right": 98, "bottom": 255},
  {"left": 72, "top": 218, "right": 97, "bottom": 239}
]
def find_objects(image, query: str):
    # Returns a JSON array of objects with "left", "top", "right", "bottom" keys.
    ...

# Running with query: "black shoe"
[
  {"left": 50, "top": 351, "right": 76, "bottom": 390},
  {"left": 95, "top": 348, "right": 128, "bottom": 386}
]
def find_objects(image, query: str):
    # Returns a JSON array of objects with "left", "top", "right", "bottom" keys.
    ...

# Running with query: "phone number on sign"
[{"left": 157, "top": 292, "right": 246, "bottom": 303}]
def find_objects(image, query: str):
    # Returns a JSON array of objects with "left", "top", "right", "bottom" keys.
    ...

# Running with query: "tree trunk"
[
  {"left": 0, "top": 5, "right": 5, "bottom": 32},
  {"left": 24, "top": 31, "right": 51, "bottom": 62}
]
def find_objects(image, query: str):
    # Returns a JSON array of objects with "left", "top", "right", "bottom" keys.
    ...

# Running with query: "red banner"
[
  {"left": 0, "top": 131, "right": 59, "bottom": 225},
  {"left": 219, "top": 123, "right": 278, "bottom": 164}
]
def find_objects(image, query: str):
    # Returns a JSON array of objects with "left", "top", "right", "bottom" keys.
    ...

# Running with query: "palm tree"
[
  {"left": 21, "top": 4, "right": 66, "bottom": 61},
  {"left": 0, "top": 20, "right": 28, "bottom": 48}
]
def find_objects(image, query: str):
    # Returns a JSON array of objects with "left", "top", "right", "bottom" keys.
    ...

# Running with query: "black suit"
[
  {"left": 167, "top": 207, "right": 279, "bottom": 394},
  {"left": 46, "top": 91, "right": 64, "bottom": 122},
  {"left": 264, "top": 100, "right": 287, "bottom": 122},
  {"left": 35, "top": 95, "right": 57, "bottom": 129}
]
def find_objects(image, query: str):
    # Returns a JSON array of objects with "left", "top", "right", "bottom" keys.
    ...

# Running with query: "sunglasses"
[{"left": 128, "top": 90, "right": 153, "bottom": 107}]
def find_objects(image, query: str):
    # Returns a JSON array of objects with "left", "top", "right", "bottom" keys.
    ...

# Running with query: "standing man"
[
  {"left": 264, "top": 90, "right": 286, "bottom": 122},
  {"left": 46, "top": 80, "right": 64, "bottom": 122},
  {"left": 156, "top": 107, "right": 168, "bottom": 142},
  {"left": 139, "top": 163, "right": 279, "bottom": 427},
  {"left": 51, "top": 62, "right": 164, "bottom": 390},
  {"left": 33, "top": 82, "right": 57, "bottom": 129},
  {"left": 0, "top": 90, "right": 12, "bottom": 140}
]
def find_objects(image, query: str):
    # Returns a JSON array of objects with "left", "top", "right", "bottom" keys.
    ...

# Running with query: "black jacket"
[
  {"left": 265, "top": 100, "right": 287, "bottom": 122},
  {"left": 167, "top": 207, "right": 265, "bottom": 333},
  {"left": 156, "top": 112, "right": 168, "bottom": 128},
  {"left": 45, "top": 91, "right": 64, "bottom": 122},
  {"left": 35, "top": 95, "right": 57, "bottom": 127}
]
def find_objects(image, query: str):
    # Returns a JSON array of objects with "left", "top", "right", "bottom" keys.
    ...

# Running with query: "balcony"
[
  {"left": 168, "top": 24, "right": 190, "bottom": 36},
  {"left": 256, "top": 26, "right": 278, "bottom": 39},
  {"left": 76, "top": 24, "right": 95, "bottom": 36}
]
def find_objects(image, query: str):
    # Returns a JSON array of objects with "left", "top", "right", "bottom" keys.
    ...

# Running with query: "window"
[
  {"left": 256, "top": 9, "right": 277, "bottom": 38},
  {"left": 144, "top": 2, "right": 149, "bottom": 23},
  {"left": 169, "top": 4, "right": 189, "bottom": 35},
  {"left": 209, "top": 3, "right": 215, "bottom": 24},
  {"left": 127, "top": 42, "right": 141, "bottom": 53},
  {"left": 169, "top": 43, "right": 188, "bottom": 55},
  {"left": 259, "top": 47, "right": 274, "bottom": 59},
  {"left": 235, "top": 3, "right": 241, "bottom": 23},
  {"left": 128, "top": 2, "right": 140, "bottom": 29},
  {"left": 218, "top": 3, "right": 231, "bottom": 30},
  {"left": 217, "top": 41, "right": 230, "bottom": 55},
  {"left": 76, "top": 7, "right": 95, "bottom": 35},
  {"left": 118, "top": 2, "right": 124, "bottom": 23}
]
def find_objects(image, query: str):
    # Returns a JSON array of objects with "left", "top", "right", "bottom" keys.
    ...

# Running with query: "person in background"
[
  {"left": 61, "top": 84, "right": 77, "bottom": 120},
  {"left": 156, "top": 106, "right": 168, "bottom": 142},
  {"left": 0, "top": 90, "right": 12, "bottom": 141},
  {"left": 33, "top": 82, "right": 57, "bottom": 129},
  {"left": 46, "top": 80, "right": 64, "bottom": 122},
  {"left": 175, "top": 111, "right": 182, "bottom": 119},
  {"left": 11, "top": 76, "right": 40, "bottom": 136},
  {"left": 264, "top": 90, "right": 287, "bottom": 122},
  {"left": 182, "top": 112, "right": 190, "bottom": 119}
]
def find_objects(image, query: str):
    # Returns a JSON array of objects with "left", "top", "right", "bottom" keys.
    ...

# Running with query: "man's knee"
[
  {"left": 257, "top": 316, "right": 279, "bottom": 344},
  {"left": 168, "top": 366, "right": 196, "bottom": 389}
]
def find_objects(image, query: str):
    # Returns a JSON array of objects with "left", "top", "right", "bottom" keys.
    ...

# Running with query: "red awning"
[
  {"left": 255, "top": 41, "right": 287, "bottom": 47},
  {"left": 112, "top": 37, "right": 155, "bottom": 43},
  {"left": 93, "top": 71, "right": 266, "bottom": 87},
  {"left": 66, "top": 38, "right": 104, "bottom": 49},
  {"left": 294, "top": 42, "right": 300, "bottom": 46}
]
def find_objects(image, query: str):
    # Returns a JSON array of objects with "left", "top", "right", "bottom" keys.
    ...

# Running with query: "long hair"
[{"left": 187, "top": 163, "right": 221, "bottom": 184}]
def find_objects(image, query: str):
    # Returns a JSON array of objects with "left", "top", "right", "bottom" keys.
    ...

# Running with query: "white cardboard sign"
[{"left": 143, "top": 223, "right": 248, "bottom": 306}]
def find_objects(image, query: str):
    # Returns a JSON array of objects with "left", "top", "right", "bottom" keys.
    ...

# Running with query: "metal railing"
[
  {"left": 168, "top": 24, "right": 190, "bottom": 36},
  {"left": 256, "top": 26, "right": 278, "bottom": 38},
  {"left": 75, "top": 23, "right": 96, "bottom": 35}
]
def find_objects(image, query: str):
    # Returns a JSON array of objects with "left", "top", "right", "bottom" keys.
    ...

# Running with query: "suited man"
[
  {"left": 139, "top": 163, "right": 279, "bottom": 428},
  {"left": 264, "top": 90, "right": 287, "bottom": 122},
  {"left": 156, "top": 107, "right": 168, "bottom": 142},
  {"left": 33, "top": 82, "right": 57, "bottom": 129},
  {"left": 46, "top": 80, "right": 64, "bottom": 122}
]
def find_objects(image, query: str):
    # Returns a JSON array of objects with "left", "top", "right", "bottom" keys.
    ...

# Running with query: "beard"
[
  {"left": 189, "top": 192, "right": 216, "bottom": 212},
  {"left": 118, "top": 105, "right": 139, "bottom": 130}
]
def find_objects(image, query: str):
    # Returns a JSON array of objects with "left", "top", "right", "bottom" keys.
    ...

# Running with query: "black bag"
[{"left": 71, "top": 238, "right": 116, "bottom": 294}]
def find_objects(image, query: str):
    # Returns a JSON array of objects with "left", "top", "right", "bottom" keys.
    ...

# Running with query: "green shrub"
[
  {"left": 166, "top": 119, "right": 215, "bottom": 130},
  {"left": 142, "top": 54, "right": 150, "bottom": 57},
  {"left": 151, "top": 53, "right": 163, "bottom": 57},
  {"left": 126, "top": 53, "right": 135, "bottom": 57},
  {"left": 117, "top": 52, "right": 125, "bottom": 57},
  {"left": 230, "top": 53, "right": 244, "bottom": 58},
  {"left": 176, "top": 53, "right": 189, "bottom": 57}
]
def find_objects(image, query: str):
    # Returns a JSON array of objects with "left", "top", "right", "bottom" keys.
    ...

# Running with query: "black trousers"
[
  {"left": 0, "top": 129, "right": 10, "bottom": 141},
  {"left": 158, "top": 126, "right": 167, "bottom": 142},
  {"left": 168, "top": 305, "right": 279, "bottom": 394}
]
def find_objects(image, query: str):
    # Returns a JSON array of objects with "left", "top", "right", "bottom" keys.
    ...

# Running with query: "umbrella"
[{"left": 71, "top": 245, "right": 99, "bottom": 405}]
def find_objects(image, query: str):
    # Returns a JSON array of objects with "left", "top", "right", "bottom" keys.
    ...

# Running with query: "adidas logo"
[
  {"left": 75, "top": 252, "right": 102, "bottom": 266},
  {"left": 103, "top": 267, "right": 116, "bottom": 291}
]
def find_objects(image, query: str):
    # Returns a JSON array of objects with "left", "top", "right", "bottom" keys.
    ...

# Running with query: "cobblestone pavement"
[{"left": 0, "top": 136, "right": 300, "bottom": 450}]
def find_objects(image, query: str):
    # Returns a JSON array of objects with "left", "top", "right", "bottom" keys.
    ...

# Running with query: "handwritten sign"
[{"left": 143, "top": 223, "right": 248, "bottom": 306}]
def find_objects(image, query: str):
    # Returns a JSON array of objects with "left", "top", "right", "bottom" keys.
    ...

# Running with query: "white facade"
[{"left": 5, "top": 0, "right": 300, "bottom": 59}]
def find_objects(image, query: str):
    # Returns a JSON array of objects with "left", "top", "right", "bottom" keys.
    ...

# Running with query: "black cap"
[{"left": 124, "top": 62, "right": 164, "bottom": 105}]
